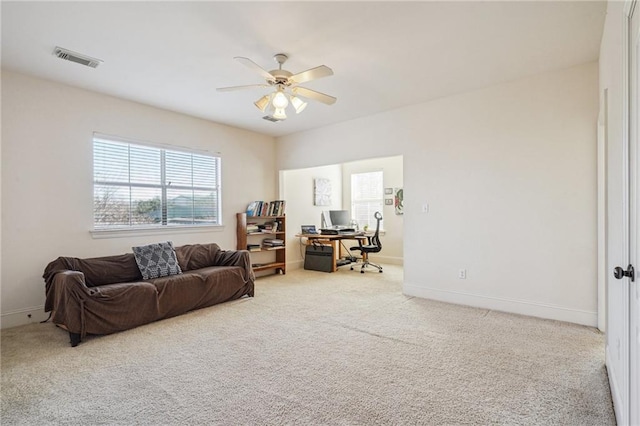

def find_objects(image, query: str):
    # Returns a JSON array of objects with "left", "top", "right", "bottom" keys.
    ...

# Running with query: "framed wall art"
[
  {"left": 394, "top": 187, "right": 404, "bottom": 215},
  {"left": 314, "top": 178, "right": 332, "bottom": 206}
]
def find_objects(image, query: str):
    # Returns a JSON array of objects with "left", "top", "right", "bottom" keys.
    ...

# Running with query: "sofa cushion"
[
  {"left": 175, "top": 243, "right": 221, "bottom": 272},
  {"left": 43, "top": 254, "right": 143, "bottom": 288},
  {"left": 132, "top": 241, "right": 182, "bottom": 280}
]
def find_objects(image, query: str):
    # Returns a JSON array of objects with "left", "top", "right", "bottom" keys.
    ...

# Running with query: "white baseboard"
[
  {"left": 287, "top": 256, "right": 403, "bottom": 271},
  {"left": 369, "top": 255, "right": 403, "bottom": 265},
  {"left": 1, "top": 306, "right": 49, "bottom": 329},
  {"left": 403, "top": 283, "right": 598, "bottom": 327},
  {"left": 287, "top": 260, "right": 304, "bottom": 270}
]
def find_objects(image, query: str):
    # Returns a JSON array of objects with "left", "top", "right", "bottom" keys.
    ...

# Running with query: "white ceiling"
[{"left": 1, "top": 1, "right": 606, "bottom": 138}]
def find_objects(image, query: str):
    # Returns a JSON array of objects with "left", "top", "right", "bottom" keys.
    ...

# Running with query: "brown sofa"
[{"left": 43, "top": 243, "right": 254, "bottom": 346}]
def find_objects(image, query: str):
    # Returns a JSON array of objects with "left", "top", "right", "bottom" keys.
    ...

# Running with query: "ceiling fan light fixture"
[
  {"left": 273, "top": 107, "right": 287, "bottom": 120},
  {"left": 290, "top": 95, "right": 308, "bottom": 114},
  {"left": 217, "top": 54, "right": 336, "bottom": 123},
  {"left": 272, "top": 89, "right": 289, "bottom": 109},
  {"left": 254, "top": 94, "right": 271, "bottom": 112}
]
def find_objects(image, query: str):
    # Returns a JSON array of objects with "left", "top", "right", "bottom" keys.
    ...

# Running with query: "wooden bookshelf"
[{"left": 236, "top": 212, "right": 286, "bottom": 275}]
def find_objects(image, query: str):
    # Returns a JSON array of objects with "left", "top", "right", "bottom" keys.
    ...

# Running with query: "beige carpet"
[{"left": 1, "top": 265, "right": 615, "bottom": 425}]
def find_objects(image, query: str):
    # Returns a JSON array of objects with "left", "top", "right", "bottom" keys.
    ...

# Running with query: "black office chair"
[{"left": 350, "top": 211, "right": 383, "bottom": 273}]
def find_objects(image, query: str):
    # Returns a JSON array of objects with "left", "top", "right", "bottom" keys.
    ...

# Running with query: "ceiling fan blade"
[
  {"left": 289, "top": 65, "right": 334, "bottom": 85},
  {"left": 216, "top": 84, "right": 270, "bottom": 92},
  {"left": 292, "top": 86, "right": 337, "bottom": 105},
  {"left": 234, "top": 57, "right": 275, "bottom": 83}
]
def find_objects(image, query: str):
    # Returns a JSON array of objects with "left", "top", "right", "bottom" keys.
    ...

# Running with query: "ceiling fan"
[{"left": 217, "top": 53, "right": 336, "bottom": 121}]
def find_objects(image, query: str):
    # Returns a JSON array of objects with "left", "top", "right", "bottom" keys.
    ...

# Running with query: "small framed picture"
[
  {"left": 394, "top": 187, "right": 404, "bottom": 215},
  {"left": 385, "top": 198, "right": 393, "bottom": 205},
  {"left": 314, "top": 178, "right": 332, "bottom": 206},
  {"left": 384, "top": 188, "right": 393, "bottom": 195}
]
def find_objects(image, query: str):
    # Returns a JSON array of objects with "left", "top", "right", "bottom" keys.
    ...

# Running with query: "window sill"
[
  {"left": 362, "top": 230, "right": 386, "bottom": 235},
  {"left": 90, "top": 225, "right": 224, "bottom": 239}
]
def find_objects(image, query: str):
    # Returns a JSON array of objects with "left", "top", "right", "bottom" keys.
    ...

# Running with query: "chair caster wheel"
[
  {"left": 350, "top": 267, "right": 354, "bottom": 270},
  {"left": 379, "top": 269, "right": 383, "bottom": 273},
  {"left": 361, "top": 270, "right": 365, "bottom": 274}
]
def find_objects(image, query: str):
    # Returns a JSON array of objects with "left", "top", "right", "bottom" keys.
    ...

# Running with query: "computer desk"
[{"left": 296, "top": 232, "right": 369, "bottom": 272}]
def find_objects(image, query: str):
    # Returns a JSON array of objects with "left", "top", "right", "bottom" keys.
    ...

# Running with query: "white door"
[
  {"left": 609, "top": 2, "right": 639, "bottom": 425},
  {"left": 606, "top": 78, "right": 631, "bottom": 425},
  {"left": 629, "top": 1, "right": 640, "bottom": 423}
]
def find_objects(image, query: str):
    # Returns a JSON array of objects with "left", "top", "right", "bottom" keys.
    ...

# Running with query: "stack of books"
[
  {"left": 262, "top": 238, "right": 284, "bottom": 248},
  {"left": 247, "top": 244, "right": 261, "bottom": 252},
  {"left": 258, "top": 221, "right": 278, "bottom": 233},
  {"left": 246, "top": 223, "right": 260, "bottom": 234},
  {"left": 246, "top": 200, "right": 286, "bottom": 217}
]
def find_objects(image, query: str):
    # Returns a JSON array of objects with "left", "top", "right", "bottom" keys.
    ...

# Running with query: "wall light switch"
[
  {"left": 421, "top": 203, "right": 429, "bottom": 213},
  {"left": 458, "top": 269, "right": 467, "bottom": 279}
]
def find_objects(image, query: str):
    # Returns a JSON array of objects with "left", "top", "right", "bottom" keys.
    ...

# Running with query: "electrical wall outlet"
[{"left": 458, "top": 269, "right": 467, "bottom": 279}]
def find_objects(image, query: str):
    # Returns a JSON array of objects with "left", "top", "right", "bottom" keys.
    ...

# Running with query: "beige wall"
[
  {"left": 281, "top": 164, "right": 343, "bottom": 267},
  {"left": 340, "top": 156, "right": 403, "bottom": 264},
  {"left": 1, "top": 71, "right": 276, "bottom": 328},
  {"left": 1, "top": 61, "right": 600, "bottom": 328},
  {"left": 277, "top": 62, "right": 599, "bottom": 326}
]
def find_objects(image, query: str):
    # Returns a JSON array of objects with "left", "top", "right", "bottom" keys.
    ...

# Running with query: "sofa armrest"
[
  {"left": 45, "top": 270, "right": 87, "bottom": 310},
  {"left": 45, "top": 270, "right": 91, "bottom": 334},
  {"left": 214, "top": 249, "right": 247, "bottom": 266},
  {"left": 45, "top": 270, "right": 160, "bottom": 338},
  {"left": 214, "top": 249, "right": 255, "bottom": 282}
]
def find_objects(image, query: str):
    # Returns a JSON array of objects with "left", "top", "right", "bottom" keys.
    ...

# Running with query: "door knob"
[{"left": 613, "top": 264, "right": 635, "bottom": 282}]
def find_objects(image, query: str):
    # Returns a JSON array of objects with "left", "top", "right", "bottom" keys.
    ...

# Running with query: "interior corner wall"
[
  {"left": 277, "top": 61, "right": 599, "bottom": 326},
  {"left": 340, "top": 156, "right": 404, "bottom": 265},
  {"left": 281, "top": 164, "right": 342, "bottom": 268},
  {"left": 0, "top": 71, "right": 276, "bottom": 329}
]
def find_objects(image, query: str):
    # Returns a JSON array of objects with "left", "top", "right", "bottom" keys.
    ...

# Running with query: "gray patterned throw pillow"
[{"left": 132, "top": 241, "right": 182, "bottom": 280}]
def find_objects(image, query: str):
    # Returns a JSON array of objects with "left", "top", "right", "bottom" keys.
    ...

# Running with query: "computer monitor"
[
  {"left": 321, "top": 210, "right": 352, "bottom": 228},
  {"left": 329, "top": 210, "right": 350, "bottom": 227}
]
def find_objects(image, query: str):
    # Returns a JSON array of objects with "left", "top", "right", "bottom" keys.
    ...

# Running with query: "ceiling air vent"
[
  {"left": 53, "top": 47, "right": 102, "bottom": 68},
  {"left": 262, "top": 115, "right": 283, "bottom": 123}
]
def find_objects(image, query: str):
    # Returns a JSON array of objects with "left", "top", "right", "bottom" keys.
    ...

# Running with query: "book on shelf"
[
  {"left": 257, "top": 221, "right": 279, "bottom": 233},
  {"left": 271, "top": 200, "right": 286, "bottom": 216},
  {"left": 246, "top": 223, "right": 260, "bottom": 233},
  {"left": 245, "top": 201, "right": 259, "bottom": 217},
  {"left": 246, "top": 200, "right": 286, "bottom": 217},
  {"left": 262, "top": 237, "right": 284, "bottom": 247}
]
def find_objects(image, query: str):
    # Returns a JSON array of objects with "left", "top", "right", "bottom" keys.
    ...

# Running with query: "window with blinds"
[
  {"left": 93, "top": 135, "right": 221, "bottom": 230},
  {"left": 351, "top": 171, "right": 384, "bottom": 230}
]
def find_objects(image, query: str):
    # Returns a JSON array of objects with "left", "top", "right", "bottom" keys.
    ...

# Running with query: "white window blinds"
[
  {"left": 93, "top": 135, "right": 221, "bottom": 229},
  {"left": 351, "top": 171, "right": 384, "bottom": 230}
]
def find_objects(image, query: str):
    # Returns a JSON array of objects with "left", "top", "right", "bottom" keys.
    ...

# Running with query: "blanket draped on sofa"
[{"left": 43, "top": 243, "right": 254, "bottom": 341}]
